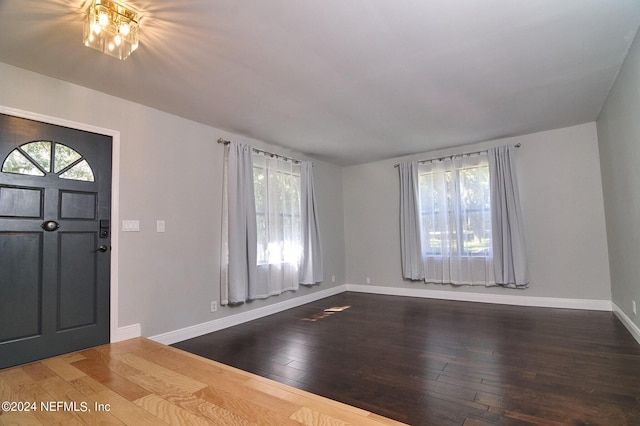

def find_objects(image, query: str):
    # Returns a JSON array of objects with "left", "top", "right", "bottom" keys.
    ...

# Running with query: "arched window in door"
[{"left": 1, "top": 141, "right": 94, "bottom": 182}]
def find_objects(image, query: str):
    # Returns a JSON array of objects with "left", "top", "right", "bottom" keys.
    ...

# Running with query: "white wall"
[
  {"left": 343, "top": 123, "right": 612, "bottom": 302},
  {"left": 0, "top": 62, "right": 346, "bottom": 338},
  {"left": 597, "top": 28, "right": 640, "bottom": 331}
]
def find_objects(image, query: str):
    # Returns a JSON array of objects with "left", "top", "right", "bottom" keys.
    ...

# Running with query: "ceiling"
[{"left": 1, "top": 1, "right": 639, "bottom": 165}]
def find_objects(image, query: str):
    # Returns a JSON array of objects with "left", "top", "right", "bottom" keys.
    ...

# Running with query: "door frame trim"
[{"left": 0, "top": 105, "right": 139, "bottom": 343}]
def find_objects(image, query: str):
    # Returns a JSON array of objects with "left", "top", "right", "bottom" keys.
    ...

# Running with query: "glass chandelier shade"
[{"left": 83, "top": 0, "right": 139, "bottom": 60}]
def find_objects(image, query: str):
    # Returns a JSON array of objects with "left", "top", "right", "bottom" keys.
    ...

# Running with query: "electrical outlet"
[
  {"left": 633, "top": 300, "right": 637, "bottom": 315},
  {"left": 366, "top": 277, "right": 371, "bottom": 284},
  {"left": 331, "top": 275, "right": 336, "bottom": 283},
  {"left": 210, "top": 301, "right": 217, "bottom": 312}
]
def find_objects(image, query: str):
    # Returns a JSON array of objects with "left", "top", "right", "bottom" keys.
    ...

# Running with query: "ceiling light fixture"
[{"left": 83, "top": 0, "right": 139, "bottom": 60}]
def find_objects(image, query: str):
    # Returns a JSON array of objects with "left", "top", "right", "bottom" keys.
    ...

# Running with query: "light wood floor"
[{"left": 0, "top": 337, "right": 405, "bottom": 425}]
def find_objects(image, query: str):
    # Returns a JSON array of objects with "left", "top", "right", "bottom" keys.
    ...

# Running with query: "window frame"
[
  {"left": 252, "top": 155, "right": 302, "bottom": 266},
  {"left": 1, "top": 141, "right": 95, "bottom": 182},
  {"left": 418, "top": 156, "right": 492, "bottom": 258}
]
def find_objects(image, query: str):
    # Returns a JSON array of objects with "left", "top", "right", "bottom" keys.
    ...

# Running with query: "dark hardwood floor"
[{"left": 172, "top": 292, "right": 640, "bottom": 425}]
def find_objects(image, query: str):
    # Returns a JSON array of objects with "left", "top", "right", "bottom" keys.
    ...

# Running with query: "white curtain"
[
  {"left": 253, "top": 153, "right": 302, "bottom": 298},
  {"left": 488, "top": 146, "right": 529, "bottom": 287},
  {"left": 221, "top": 142, "right": 257, "bottom": 305},
  {"left": 299, "top": 160, "right": 323, "bottom": 284},
  {"left": 419, "top": 154, "right": 495, "bottom": 285},
  {"left": 399, "top": 161, "right": 424, "bottom": 280}
]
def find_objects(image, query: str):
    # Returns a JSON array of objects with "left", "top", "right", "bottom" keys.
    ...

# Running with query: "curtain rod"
[
  {"left": 217, "top": 138, "right": 302, "bottom": 164},
  {"left": 393, "top": 143, "right": 521, "bottom": 168}
]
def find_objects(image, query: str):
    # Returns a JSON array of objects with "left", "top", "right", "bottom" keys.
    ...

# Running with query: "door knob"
[
  {"left": 41, "top": 220, "right": 60, "bottom": 232},
  {"left": 96, "top": 245, "right": 109, "bottom": 253}
]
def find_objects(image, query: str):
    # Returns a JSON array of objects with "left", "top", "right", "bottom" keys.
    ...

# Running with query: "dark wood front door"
[{"left": 0, "top": 113, "right": 112, "bottom": 368}]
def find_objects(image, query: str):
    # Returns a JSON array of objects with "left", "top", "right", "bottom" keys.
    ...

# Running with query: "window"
[
  {"left": 417, "top": 153, "right": 494, "bottom": 285},
  {"left": 400, "top": 145, "right": 526, "bottom": 287},
  {"left": 252, "top": 154, "right": 302, "bottom": 266},
  {"left": 221, "top": 141, "right": 322, "bottom": 305},
  {"left": 1, "top": 141, "right": 95, "bottom": 182},
  {"left": 419, "top": 155, "right": 491, "bottom": 257}
]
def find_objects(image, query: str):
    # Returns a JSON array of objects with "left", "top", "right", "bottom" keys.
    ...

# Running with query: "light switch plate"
[
  {"left": 122, "top": 220, "right": 140, "bottom": 232},
  {"left": 157, "top": 220, "right": 165, "bottom": 233}
]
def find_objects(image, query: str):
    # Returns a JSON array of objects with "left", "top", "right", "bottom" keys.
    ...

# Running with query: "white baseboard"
[
  {"left": 145, "top": 283, "right": 616, "bottom": 347},
  {"left": 612, "top": 302, "right": 640, "bottom": 345},
  {"left": 345, "top": 284, "right": 613, "bottom": 311},
  {"left": 111, "top": 323, "right": 141, "bottom": 342},
  {"left": 150, "top": 285, "right": 347, "bottom": 345}
]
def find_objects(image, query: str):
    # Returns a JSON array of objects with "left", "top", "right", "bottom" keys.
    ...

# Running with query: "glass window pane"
[
  {"left": 252, "top": 155, "right": 302, "bottom": 266},
  {"left": 21, "top": 141, "right": 51, "bottom": 172},
  {"left": 254, "top": 166, "right": 265, "bottom": 213},
  {"left": 462, "top": 210, "right": 492, "bottom": 255},
  {"left": 420, "top": 162, "right": 491, "bottom": 258},
  {"left": 1, "top": 150, "right": 45, "bottom": 176},
  {"left": 54, "top": 144, "right": 82, "bottom": 173},
  {"left": 59, "top": 160, "right": 95, "bottom": 181},
  {"left": 256, "top": 213, "right": 267, "bottom": 264},
  {"left": 459, "top": 165, "right": 491, "bottom": 256}
]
